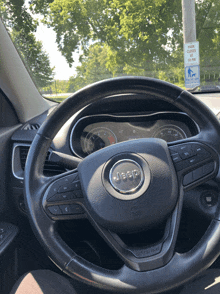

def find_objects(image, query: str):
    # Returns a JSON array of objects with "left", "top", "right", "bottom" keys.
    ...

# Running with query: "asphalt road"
[{"left": 194, "top": 93, "right": 220, "bottom": 115}]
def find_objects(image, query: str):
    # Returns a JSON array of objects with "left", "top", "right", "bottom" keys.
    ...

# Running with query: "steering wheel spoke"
[
  {"left": 42, "top": 170, "right": 86, "bottom": 221},
  {"left": 168, "top": 138, "right": 219, "bottom": 191},
  {"left": 48, "top": 150, "right": 82, "bottom": 169},
  {"left": 87, "top": 193, "right": 184, "bottom": 272}
]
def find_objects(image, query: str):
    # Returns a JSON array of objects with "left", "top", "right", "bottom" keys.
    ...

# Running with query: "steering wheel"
[{"left": 24, "top": 77, "right": 220, "bottom": 293}]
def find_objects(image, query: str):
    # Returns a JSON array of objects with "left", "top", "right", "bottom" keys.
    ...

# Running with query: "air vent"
[
  {"left": 20, "top": 146, "right": 66, "bottom": 176},
  {"left": 22, "top": 123, "right": 40, "bottom": 131}
]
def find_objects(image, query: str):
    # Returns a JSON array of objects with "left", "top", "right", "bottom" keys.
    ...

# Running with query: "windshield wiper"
[{"left": 187, "top": 85, "right": 200, "bottom": 93}]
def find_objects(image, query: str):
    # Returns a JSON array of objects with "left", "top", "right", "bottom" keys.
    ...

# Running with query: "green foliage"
[
  {"left": 0, "top": 0, "right": 55, "bottom": 88},
  {"left": 12, "top": 30, "right": 55, "bottom": 87},
  {"left": 29, "top": 0, "right": 220, "bottom": 88},
  {"left": 1, "top": 0, "right": 220, "bottom": 91}
]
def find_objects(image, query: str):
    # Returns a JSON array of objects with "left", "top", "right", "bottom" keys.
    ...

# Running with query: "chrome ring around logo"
[{"left": 109, "top": 159, "right": 144, "bottom": 194}]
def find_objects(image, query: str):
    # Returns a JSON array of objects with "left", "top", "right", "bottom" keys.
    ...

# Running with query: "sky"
[{"left": 35, "top": 22, "right": 79, "bottom": 80}]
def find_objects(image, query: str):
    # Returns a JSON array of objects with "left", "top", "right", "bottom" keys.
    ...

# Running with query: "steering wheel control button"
[
  {"left": 59, "top": 205, "right": 72, "bottom": 214},
  {"left": 46, "top": 172, "right": 79, "bottom": 200},
  {"left": 183, "top": 161, "right": 215, "bottom": 186},
  {"left": 179, "top": 150, "right": 193, "bottom": 160},
  {"left": 48, "top": 192, "right": 74, "bottom": 202},
  {"left": 47, "top": 182, "right": 62, "bottom": 198},
  {"left": 69, "top": 204, "right": 84, "bottom": 214},
  {"left": 59, "top": 204, "right": 84, "bottom": 215},
  {"left": 192, "top": 145, "right": 210, "bottom": 160},
  {"left": 192, "top": 166, "right": 204, "bottom": 181},
  {"left": 171, "top": 153, "right": 182, "bottom": 163},
  {"left": 109, "top": 159, "right": 144, "bottom": 194},
  {"left": 183, "top": 172, "right": 193, "bottom": 186},
  {"left": 72, "top": 181, "right": 81, "bottom": 190},
  {"left": 58, "top": 180, "right": 82, "bottom": 193},
  {"left": 169, "top": 143, "right": 212, "bottom": 172},
  {"left": 48, "top": 206, "right": 62, "bottom": 215},
  {"left": 74, "top": 190, "right": 83, "bottom": 198},
  {"left": 203, "top": 162, "right": 215, "bottom": 175}
]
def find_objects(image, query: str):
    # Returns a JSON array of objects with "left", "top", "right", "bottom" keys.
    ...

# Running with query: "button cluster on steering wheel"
[
  {"left": 169, "top": 143, "right": 211, "bottom": 172},
  {"left": 169, "top": 142, "right": 216, "bottom": 187},
  {"left": 44, "top": 172, "right": 84, "bottom": 217}
]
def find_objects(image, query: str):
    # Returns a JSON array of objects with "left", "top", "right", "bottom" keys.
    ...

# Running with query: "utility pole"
[
  {"left": 182, "top": 0, "right": 196, "bottom": 43},
  {"left": 182, "top": 0, "right": 200, "bottom": 89}
]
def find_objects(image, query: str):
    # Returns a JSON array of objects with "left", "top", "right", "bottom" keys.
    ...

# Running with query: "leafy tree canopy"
[
  {"left": 0, "top": 0, "right": 55, "bottom": 88},
  {"left": 1, "top": 0, "right": 220, "bottom": 91},
  {"left": 29, "top": 0, "right": 220, "bottom": 84}
]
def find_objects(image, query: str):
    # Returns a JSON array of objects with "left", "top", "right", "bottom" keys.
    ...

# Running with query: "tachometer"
[
  {"left": 84, "top": 127, "right": 117, "bottom": 154},
  {"left": 153, "top": 125, "right": 187, "bottom": 142}
]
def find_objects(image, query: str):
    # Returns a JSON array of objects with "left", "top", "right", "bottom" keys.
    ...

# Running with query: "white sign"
[
  {"left": 185, "top": 65, "right": 200, "bottom": 89},
  {"left": 184, "top": 41, "right": 200, "bottom": 66}
]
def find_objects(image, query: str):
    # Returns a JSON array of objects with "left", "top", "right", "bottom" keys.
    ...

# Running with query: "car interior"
[{"left": 1, "top": 1, "right": 220, "bottom": 294}]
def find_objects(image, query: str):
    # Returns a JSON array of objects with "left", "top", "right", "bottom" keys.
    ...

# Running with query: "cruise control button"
[
  {"left": 174, "top": 161, "right": 184, "bottom": 171},
  {"left": 183, "top": 161, "right": 215, "bottom": 186},
  {"left": 203, "top": 162, "right": 214, "bottom": 176},
  {"left": 47, "top": 182, "right": 62, "bottom": 199},
  {"left": 58, "top": 185, "right": 70, "bottom": 193},
  {"left": 185, "top": 156, "right": 201, "bottom": 167},
  {"left": 63, "top": 173, "right": 78, "bottom": 183},
  {"left": 59, "top": 204, "right": 84, "bottom": 215},
  {"left": 183, "top": 172, "right": 193, "bottom": 186},
  {"left": 72, "top": 181, "right": 81, "bottom": 190},
  {"left": 58, "top": 181, "right": 82, "bottom": 193},
  {"left": 59, "top": 205, "right": 72, "bottom": 215},
  {"left": 48, "top": 206, "right": 62, "bottom": 215},
  {"left": 192, "top": 145, "right": 211, "bottom": 160},
  {"left": 179, "top": 150, "right": 193, "bottom": 160},
  {"left": 48, "top": 173, "right": 79, "bottom": 197},
  {"left": 171, "top": 153, "right": 182, "bottom": 163},
  {"left": 74, "top": 190, "right": 83, "bottom": 198},
  {"left": 48, "top": 192, "right": 74, "bottom": 202},
  {"left": 192, "top": 166, "right": 203, "bottom": 181},
  {"left": 58, "top": 183, "right": 75, "bottom": 193},
  {"left": 69, "top": 204, "right": 84, "bottom": 214}
]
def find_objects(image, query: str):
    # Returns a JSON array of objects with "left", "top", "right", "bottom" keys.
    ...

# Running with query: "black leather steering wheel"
[{"left": 25, "top": 77, "right": 220, "bottom": 293}]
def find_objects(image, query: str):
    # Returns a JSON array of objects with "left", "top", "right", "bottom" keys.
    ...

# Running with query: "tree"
[
  {"left": 2, "top": 0, "right": 220, "bottom": 88},
  {"left": 0, "top": 0, "right": 55, "bottom": 88},
  {"left": 12, "top": 30, "right": 55, "bottom": 88},
  {"left": 29, "top": 0, "right": 182, "bottom": 70},
  {"left": 29, "top": 0, "right": 220, "bottom": 86},
  {"left": 67, "top": 43, "right": 113, "bottom": 92}
]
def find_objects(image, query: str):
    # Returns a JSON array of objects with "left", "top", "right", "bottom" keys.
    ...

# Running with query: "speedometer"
[
  {"left": 83, "top": 127, "right": 117, "bottom": 154},
  {"left": 153, "top": 125, "right": 187, "bottom": 142}
]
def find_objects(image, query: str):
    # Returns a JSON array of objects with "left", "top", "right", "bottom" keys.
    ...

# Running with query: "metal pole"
[
  {"left": 182, "top": 0, "right": 196, "bottom": 43},
  {"left": 182, "top": 0, "right": 200, "bottom": 89}
]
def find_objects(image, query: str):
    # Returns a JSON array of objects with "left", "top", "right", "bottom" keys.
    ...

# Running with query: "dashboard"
[{"left": 70, "top": 112, "right": 198, "bottom": 158}]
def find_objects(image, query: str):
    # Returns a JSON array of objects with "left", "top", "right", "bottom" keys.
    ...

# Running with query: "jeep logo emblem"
[
  {"left": 109, "top": 159, "right": 144, "bottom": 194},
  {"left": 113, "top": 169, "right": 141, "bottom": 183}
]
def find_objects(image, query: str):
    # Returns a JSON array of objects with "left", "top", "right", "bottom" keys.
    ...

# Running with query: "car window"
[{"left": 0, "top": 0, "right": 219, "bottom": 102}]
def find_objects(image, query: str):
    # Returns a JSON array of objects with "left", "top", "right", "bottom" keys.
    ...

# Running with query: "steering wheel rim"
[{"left": 24, "top": 77, "right": 220, "bottom": 293}]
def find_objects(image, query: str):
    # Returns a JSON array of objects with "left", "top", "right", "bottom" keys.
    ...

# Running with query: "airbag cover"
[{"left": 78, "top": 138, "right": 178, "bottom": 233}]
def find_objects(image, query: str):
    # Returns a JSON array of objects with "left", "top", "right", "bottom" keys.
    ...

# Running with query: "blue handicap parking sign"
[{"left": 185, "top": 65, "right": 200, "bottom": 89}]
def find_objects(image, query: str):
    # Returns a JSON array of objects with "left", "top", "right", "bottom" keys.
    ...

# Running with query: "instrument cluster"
[{"left": 70, "top": 112, "right": 198, "bottom": 158}]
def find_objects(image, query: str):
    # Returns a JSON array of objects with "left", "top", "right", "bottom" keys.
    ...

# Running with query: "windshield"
[{"left": 0, "top": 0, "right": 220, "bottom": 102}]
